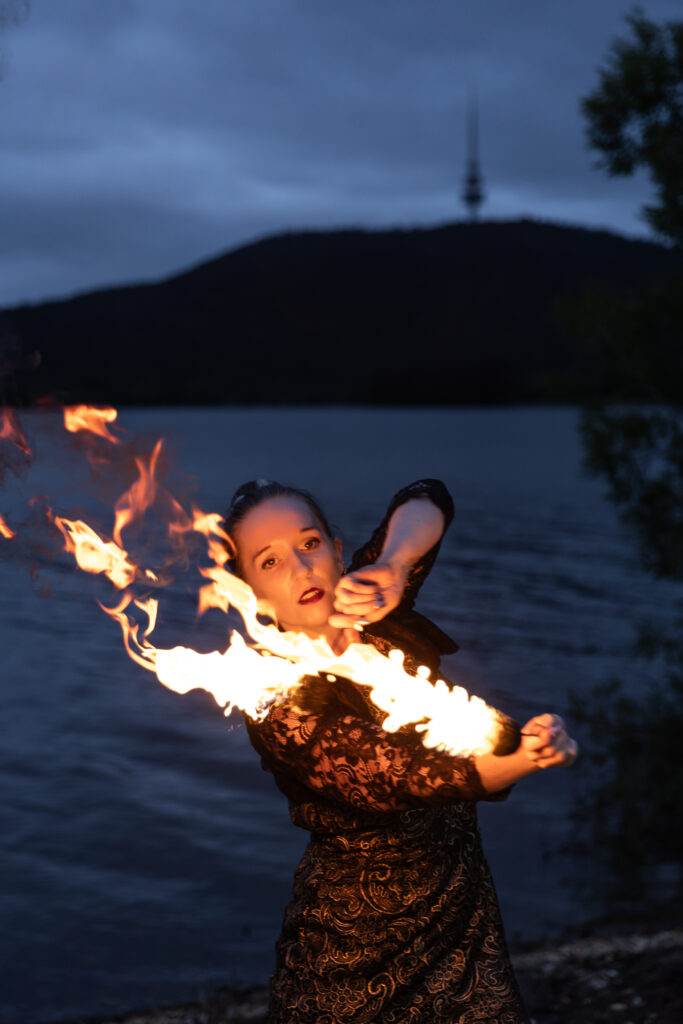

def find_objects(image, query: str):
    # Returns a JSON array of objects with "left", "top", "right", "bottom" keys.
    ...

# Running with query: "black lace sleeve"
[
  {"left": 247, "top": 690, "right": 493, "bottom": 814},
  {"left": 347, "top": 479, "right": 458, "bottom": 668},
  {"left": 348, "top": 479, "right": 454, "bottom": 613}
]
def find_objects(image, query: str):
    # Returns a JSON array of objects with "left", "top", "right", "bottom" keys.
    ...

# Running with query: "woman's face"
[{"left": 233, "top": 495, "right": 343, "bottom": 637}]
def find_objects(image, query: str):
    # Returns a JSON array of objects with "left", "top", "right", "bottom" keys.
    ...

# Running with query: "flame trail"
[
  {"left": 63, "top": 405, "right": 120, "bottom": 445},
  {"left": 52, "top": 516, "right": 139, "bottom": 589},
  {"left": 113, "top": 440, "right": 163, "bottom": 546},
  {"left": 0, "top": 406, "right": 31, "bottom": 541},
  {"left": 94, "top": 510, "right": 501, "bottom": 756},
  {"left": 0, "top": 407, "right": 30, "bottom": 455},
  {"left": 9, "top": 405, "right": 503, "bottom": 757},
  {"left": 0, "top": 514, "right": 15, "bottom": 539},
  {"left": 101, "top": 587, "right": 500, "bottom": 756}
]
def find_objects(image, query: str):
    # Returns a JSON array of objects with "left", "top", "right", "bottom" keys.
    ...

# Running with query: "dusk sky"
[{"left": 1, "top": 0, "right": 680, "bottom": 308}]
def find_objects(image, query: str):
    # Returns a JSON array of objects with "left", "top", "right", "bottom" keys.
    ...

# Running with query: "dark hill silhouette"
[{"left": 2, "top": 219, "right": 681, "bottom": 405}]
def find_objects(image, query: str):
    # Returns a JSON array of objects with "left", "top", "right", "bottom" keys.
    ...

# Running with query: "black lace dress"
[{"left": 245, "top": 480, "right": 529, "bottom": 1023}]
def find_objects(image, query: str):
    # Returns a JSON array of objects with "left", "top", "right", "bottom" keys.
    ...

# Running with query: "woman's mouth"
[{"left": 298, "top": 587, "right": 325, "bottom": 605}]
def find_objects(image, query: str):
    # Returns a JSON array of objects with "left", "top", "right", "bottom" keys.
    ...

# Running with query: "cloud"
[{"left": 1, "top": 0, "right": 681, "bottom": 305}]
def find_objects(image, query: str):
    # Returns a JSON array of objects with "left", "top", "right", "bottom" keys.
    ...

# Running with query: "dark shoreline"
[{"left": 37, "top": 923, "right": 683, "bottom": 1024}]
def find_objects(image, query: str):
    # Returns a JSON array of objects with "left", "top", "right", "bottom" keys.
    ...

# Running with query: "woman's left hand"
[
  {"left": 328, "top": 561, "right": 409, "bottom": 629},
  {"left": 520, "top": 714, "right": 579, "bottom": 769}
]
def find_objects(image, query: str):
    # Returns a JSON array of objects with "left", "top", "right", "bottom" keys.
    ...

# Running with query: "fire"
[
  {"left": 112, "top": 439, "right": 195, "bottom": 553},
  {"left": 100, "top": 593, "right": 160, "bottom": 671},
  {"left": 0, "top": 407, "right": 30, "bottom": 541},
  {"left": 0, "top": 407, "right": 30, "bottom": 455},
  {"left": 63, "top": 405, "right": 120, "bottom": 444},
  {"left": 107, "top": 588, "right": 500, "bottom": 755},
  {"left": 53, "top": 516, "right": 139, "bottom": 589},
  {"left": 37, "top": 405, "right": 503, "bottom": 756},
  {"left": 96, "top": 517, "right": 501, "bottom": 756},
  {"left": 113, "top": 441, "right": 162, "bottom": 546},
  {"left": 158, "top": 632, "right": 501, "bottom": 756},
  {"left": 0, "top": 514, "right": 15, "bottom": 539}
]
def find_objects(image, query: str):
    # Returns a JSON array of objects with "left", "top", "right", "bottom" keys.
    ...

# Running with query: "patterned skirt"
[{"left": 266, "top": 802, "right": 529, "bottom": 1023}]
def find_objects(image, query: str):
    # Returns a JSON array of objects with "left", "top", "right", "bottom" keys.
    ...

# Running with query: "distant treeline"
[{"left": 1, "top": 219, "right": 681, "bottom": 406}]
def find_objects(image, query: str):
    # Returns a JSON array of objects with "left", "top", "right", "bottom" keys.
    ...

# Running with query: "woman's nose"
[{"left": 291, "top": 550, "right": 312, "bottom": 575}]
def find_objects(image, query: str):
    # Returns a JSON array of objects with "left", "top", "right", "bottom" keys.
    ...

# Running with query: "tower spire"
[{"left": 462, "top": 92, "right": 485, "bottom": 221}]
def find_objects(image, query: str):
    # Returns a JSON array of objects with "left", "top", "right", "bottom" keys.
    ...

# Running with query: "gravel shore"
[
  {"left": 43, "top": 927, "right": 683, "bottom": 1024},
  {"left": 514, "top": 928, "right": 683, "bottom": 1023}
]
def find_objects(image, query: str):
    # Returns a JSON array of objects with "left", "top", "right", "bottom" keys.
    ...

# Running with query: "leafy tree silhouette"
[
  {"left": 568, "top": 7, "right": 683, "bottom": 915},
  {"left": 582, "top": 8, "right": 683, "bottom": 247}
]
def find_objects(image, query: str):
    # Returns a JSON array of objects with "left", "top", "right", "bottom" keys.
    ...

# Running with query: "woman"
[{"left": 223, "top": 477, "right": 578, "bottom": 1024}]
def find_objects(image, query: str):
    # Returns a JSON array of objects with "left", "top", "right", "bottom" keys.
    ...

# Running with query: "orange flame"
[
  {"left": 111, "top": 439, "right": 193, "bottom": 549},
  {"left": 49, "top": 410, "right": 501, "bottom": 757},
  {"left": 107, "top": 577, "right": 500, "bottom": 755},
  {"left": 113, "top": 440, "right": 163, "bottom": 546},
  {"left": 185, "top": 508, "right": 232, "bottom": 569},
  {"left": 0, "top": 514, "right": 15, "bottom": 539},
  {"left": 53, "top": 516, "right": 139, "bottom": 589},
  {"left": 98, "top": 513, "right": 501, "bottom": 756},
  {"left": 63, "top": 405, "right": 120, "bottom": 444},
  {"left": 0, "top": 407, "right": 30, "bottom": 455},
  {"left": 100, "top": 593, "right": 159, "bottom": 671}
]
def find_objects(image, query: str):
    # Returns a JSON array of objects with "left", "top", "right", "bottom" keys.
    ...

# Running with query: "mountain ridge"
[{"left": 2, "top": 218, "right": 681, "bottom": 405}]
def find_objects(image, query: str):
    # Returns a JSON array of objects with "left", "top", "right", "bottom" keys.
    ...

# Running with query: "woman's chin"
[{"left": 286, "top": 598, "right": 336, "bottom": 634}]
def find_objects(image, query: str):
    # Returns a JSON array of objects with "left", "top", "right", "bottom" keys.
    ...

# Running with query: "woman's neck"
[{"left": 297, "top": 623, "right": 351, "bottom": 656}]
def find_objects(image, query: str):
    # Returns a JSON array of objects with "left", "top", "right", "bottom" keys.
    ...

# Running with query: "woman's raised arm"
[{"left": 330, "top": 496, "right": 445, "bottom": 628}]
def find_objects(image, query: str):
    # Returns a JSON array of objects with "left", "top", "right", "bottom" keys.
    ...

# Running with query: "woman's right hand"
[
  {"left": 520, "top": 714, "right": 578, "bottom": 769},
  {"left": 329, "top": 560, "right": 409, "bottom": 629}
]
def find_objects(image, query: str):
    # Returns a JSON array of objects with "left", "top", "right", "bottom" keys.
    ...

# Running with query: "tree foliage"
[
  {"left": 568, "top": 622, "right": 683, "bottom": 905},
  {"left": 582, "top": 7, "right": 683, "bottom": 247},
  {"left": 568, "top": 9, "right": 683, "bottom": 913},
  {"left": 578, "top": 7, "right": 683, "bottom": 583}
]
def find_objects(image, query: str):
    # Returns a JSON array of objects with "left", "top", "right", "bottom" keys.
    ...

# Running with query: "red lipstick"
[{"left": 299, "top": 587, "right": 324, "bottom": 605}]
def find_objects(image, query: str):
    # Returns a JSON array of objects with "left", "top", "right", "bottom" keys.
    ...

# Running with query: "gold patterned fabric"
[{"left": 244, "top": 481, "right": 529, "bottom": 1023}]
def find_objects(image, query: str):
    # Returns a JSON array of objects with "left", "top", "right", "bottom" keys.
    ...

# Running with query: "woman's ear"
[
  {"left": 223, "top": 530, "right": 238, "bottom": 563},
  {"left": 334, "top": 536, "right": 344, "bottom": 573}
]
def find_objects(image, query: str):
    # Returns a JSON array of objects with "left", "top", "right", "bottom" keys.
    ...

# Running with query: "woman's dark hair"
[{"left": 223, "top": 479, "right": 335, "bottom": 576}]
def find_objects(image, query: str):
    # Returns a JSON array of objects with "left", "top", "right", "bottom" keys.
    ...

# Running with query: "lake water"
[{"left": 0, "top": 407, "right": 675, "bottom": 1023}]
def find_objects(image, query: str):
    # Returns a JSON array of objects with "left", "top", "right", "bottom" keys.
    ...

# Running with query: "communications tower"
[{"left": 462, "top": 94, "right": 485, "bottom": 221}]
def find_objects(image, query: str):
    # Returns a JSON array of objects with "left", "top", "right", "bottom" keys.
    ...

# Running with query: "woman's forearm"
[
  {"left": 473, "top": 748, "right": 540, "bottom": 793},
  {"left": 380, "top": 497, "right": 445, "bottom": 569},
  {"left": 331, "top": 495, "right": 447, "bottom": 628}
]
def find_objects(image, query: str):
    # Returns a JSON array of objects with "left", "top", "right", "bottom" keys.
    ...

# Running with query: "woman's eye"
[{"left": 302, "top": 537, "right": 320, "bottom": 551}]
